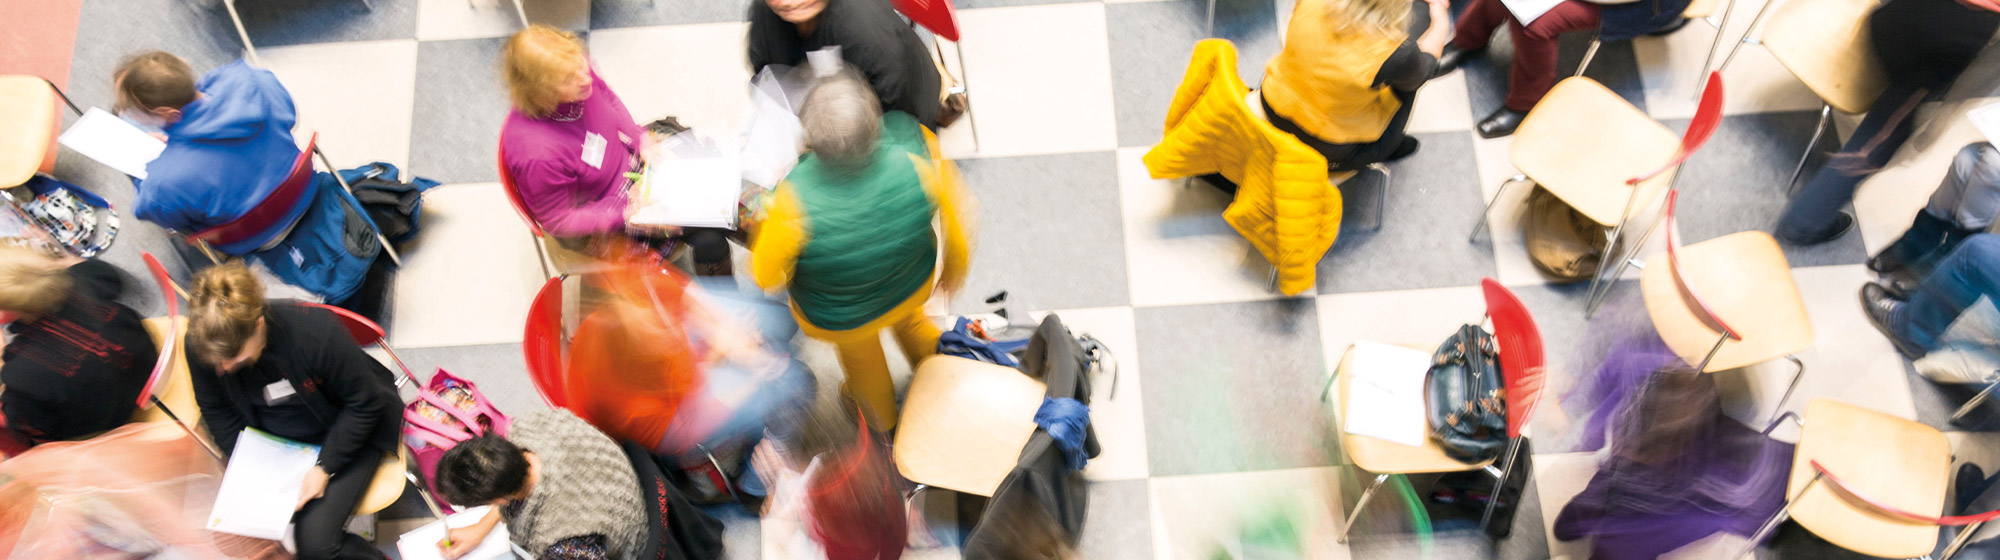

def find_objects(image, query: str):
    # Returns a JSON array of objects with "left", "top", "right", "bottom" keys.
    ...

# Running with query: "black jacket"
[
  {"left": 0, "top": 260, "right": 156, "bottom": 444},
  {"left": 747, "top": 0, "right": 943, "bottom": 126},
  {"left": 962, "top": 315, "right": 1101, "bottom": 558},
  {"left": 189, "top": 303, "right": 399, "bottom": 475}
]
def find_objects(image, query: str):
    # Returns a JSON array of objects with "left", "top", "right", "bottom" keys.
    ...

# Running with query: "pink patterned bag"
[{"left": 403, "top": 368, "right": 510, "bottom": 509}]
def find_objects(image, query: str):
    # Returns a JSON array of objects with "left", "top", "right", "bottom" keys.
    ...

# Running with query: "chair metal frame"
[
  {"left": 1735, "top": 413, "right": 1977, "bottom": 559},
  {"left": 137, "top": 252, "right": 223, "bottom": 460},
  {"left": 223, "top": 0, "right": 382, "bottom": 65},
  {"left": 1950, "top": 370, "right": 2000, "bottom": 425},
  {"left": 1707, "top": 0, "right": 1871, "bottom": 193},
  {"left": 296, "top": 302, "right": 419, "bottom": 389},
  {"left": 1574, "top": 0, "right": 1735, "bottom": 84}
]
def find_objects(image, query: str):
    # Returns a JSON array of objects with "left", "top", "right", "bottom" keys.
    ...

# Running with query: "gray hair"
[{"left": 801, "top": 71, "right": 883, "bottom": 168}]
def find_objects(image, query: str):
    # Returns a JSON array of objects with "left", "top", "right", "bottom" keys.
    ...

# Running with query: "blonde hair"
[
  {"left": 1322, "top": 0, "right": 1411, "bottom": 38},
  {"left": 188, "top": 262, "right": 267, "bottom": 366},
  {"left": 0, "top": 248, "right": 72, "bottom": 317},
  {"left": 501, "top": 25, "right": 589, "bottom": 118}
]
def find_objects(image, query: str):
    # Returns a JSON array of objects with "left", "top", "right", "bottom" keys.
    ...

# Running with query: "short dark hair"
[
  {"left": 113, "top": 51, "right": 197, "bottom": 112},
  {"left": 435, "top": 435, "right": 531, "bottom": 506}
]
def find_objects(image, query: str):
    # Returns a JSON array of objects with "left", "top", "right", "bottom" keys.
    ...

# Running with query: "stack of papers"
[
  {"left": 57, "top": 108, "right": 165, "bottom": 179},
  {"left": 207, "top": 428, "right": 319, "bottom": 540},
  {"left": 1341, "top": 342, "right": 1433, "bottom": 447},
  {"left": 396, "top": 506, "right": 521, "bottom": 560},
  {"left": 631, "top": 156, "right": 742, "bottom": 229},
  {"left": 1498, "top": 0, "right": 1566, "bottom": 26}
]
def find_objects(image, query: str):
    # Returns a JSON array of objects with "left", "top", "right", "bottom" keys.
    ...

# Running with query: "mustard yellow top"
[{"left": 1259, "top": 0, "right": 1405, "bottom": 144}]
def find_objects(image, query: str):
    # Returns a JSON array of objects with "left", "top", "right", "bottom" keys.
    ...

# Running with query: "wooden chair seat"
[
  {"left": 356, "top": 449, "right": 409, "bottom": 516},
  {"left": 133, "top": 317, "right": 201, "bottom": 428},
  {"left": 1791, "top": 399, "right": 1950, "bottom": 558},
  {"left": 1640, "top": 231, "right": 1812, "bottom": 372},
  {"left": 0, "top": 75, "right": 57, "bottom": 188},
  {"left": 1334, "top": 345, "right": 1496, "bottom": 475},
  {"left": 894, "top": 356, "right": 1047, "bottom": 497},
  {"left": 1510, "top": 78, "right": 1683, "bottom": 226},
  {"left": 1763, "top": 0, "right": 1887, "bottom": 114}
]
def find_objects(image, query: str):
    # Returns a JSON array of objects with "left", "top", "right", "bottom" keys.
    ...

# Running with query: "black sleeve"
[
  {"left": 1, "top": 378, "right": 58, "bottom": 442},
  {"left": 188, "top": 359, "right": 248, "bottom": 456},
  {"left": 835, "top": 5, "right": 925, "bottom": 121},
  {"left": 307, "top": 318, "right": 399, "bottom": 476},
  {"left": 746, "top": 4, "right": 789, "bottom": 72},
  {"left": 65, "top": 259, "right": 126, "bottom": 303},
  {"left": 1373, "top": 41, "right": 1438, "bottom": 93}
]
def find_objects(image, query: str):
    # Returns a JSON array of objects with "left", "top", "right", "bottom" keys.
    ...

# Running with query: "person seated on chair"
[
  {"left": 1772, "top": 0, "right": 2000, "bottom": 245},
  {"left": 499, "top": 25, "right": 734, "bottom": 276},
  {"left": 1869, "top": 142, "right": 2000, "bottom": 285},
  {"left": 0, "top": 249, "right": 156, "bottom": 448},
  {"left": 432, "top": 410, "right": 648, "bottom": 560},
  {"left": 750, "top": 69, "right": 972, "bottom": 432},
  {"left": 113, "top": 51, "right": 300, "bottom": 234},
  {"left": 1257, "top": 0, "right": 1453, "bottom": 171},
  {"left": 1864, "top": 233, "right": 2000, "bottom": 360},
  {"left": 1433, "top": 0, "right": 1695, "bottom": 138},
  {"left": 183, "top": 262, "right": 399, "bottom": 560},
  {"left": 748, "top": 0, "right": 944, "bottom": 127}
]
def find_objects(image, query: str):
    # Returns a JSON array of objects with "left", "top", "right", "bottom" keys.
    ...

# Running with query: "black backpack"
[
  {"left": 1426, "top": 324, "right": 1508, "bottom": 463},
  {"left": 347, "top": 164, "right": 436, "bottom": 245}
]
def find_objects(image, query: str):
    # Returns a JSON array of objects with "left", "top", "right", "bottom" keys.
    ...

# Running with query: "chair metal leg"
[
  {"left": 1772, "top": 355, "right": 1804, "bottom": 423},
  {"left": 1583, "top": 183, "right": 1649, "bottom": 319},
  {"left": 314, "top": 147, "right": 404, "bottom": 267},
  {"left": 1207, "top": 0, "right": 1217, "bottom": 37},
  {"left": 1735, "top": 473, "right": 1819, "bottom": 559},
  {"left": 196, "top": 239, "right": 223, "bottom": 265},
  {"left": 1950, "top": 374, "right": 2000, "bottom": 424},
  {"left": 1575, "top": 38, "right": 1602, "bottom": 78},
  {"left": 1693, "top": 0, "right": 1742, "bottom": 100},
  {"left": 151, "top": 395, "right": 224, "bottom": 460},
  {"left": 953, "top": 41, "right": 981, "bottom": 154},
  {"left": 1267, "top": 266, "right": 1279, "bottom": 292},
  {"left": 1584, "top": 191, "right": 1672, "bottom": 317},
  {"left": 532, "top": 234, "right": 554, "bottom": 280},
  {"left": 1787, "top": 104, "right": 1831, "bottom": 194},
  {"left": 404, "top": 470, "right": 446, "bottom": 519},
  {"left": 1479, "top": 438, "right": 1527, "bottom": 531},
  {"left": 1942, "top": 520, "right": 1984, "bottom": 560},
  {"left": 1470, "top": 175, "right": 1529, "bottom": 242},
  {"left": 378, "top": 341, "right": 421, "bottom": 389},
  {"left": 1715, "top": 0, "right": 1780, "bottom": 77},
  {"left": 358, "top": 0, "right": 373, "bottom": 10},
  {"left": 41, "top": 79, "right": 83, "bottom": 117},
  {"left": 1694, "top": 331, "right": 1730, "bottom": 373},
  {"left": 1339, "top": 474, "right": 1390, "bottom": 544},
  {"left": 1366, "top": 163, "right": 1390, "bottom": 232},
  {"left": 512, "top": 0, "right": 530, "bottom": 27},
  {"left": 223, "top": 0, "right": 260, "bottom": 66}
]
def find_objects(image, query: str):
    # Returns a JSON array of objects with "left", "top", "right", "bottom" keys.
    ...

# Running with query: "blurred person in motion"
[
  {"left": 0, "top": 249, "right": 156, "bottom": 450},
  {"left": 1864, "top": 233, "right": 2000, "bottom": 359},
  {"left": 1256, "top": 0, "right": 1452, "bottom": 172},
  {"left": 751, "top": 69, "right": 972, "bottom": 432},
  {"left": 1435, "top": 0, "right": 1695, "bottom": 137},
  {"left": 749, "top": 393, "right": 907, "bottom": 560},
  {"left": 499, "top": 25, "right": 735, "bottom": 275},
  {"left": 748, "top": 0, "right": 944, "bottom": 127},
  {"left": 184, "top": 262, "right": 400, "bottom": 560},
  {"left": 563, "top": 258, "right": 814, "bottom": 501},
  {"left": 431, "top": 409, "right": 649, "bottom": 560},
  {"left": 1772, "top": 0, "right": 2000, "bottom": 244}
]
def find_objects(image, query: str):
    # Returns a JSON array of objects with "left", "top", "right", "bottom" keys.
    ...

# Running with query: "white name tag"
[
  {"left": 581, "top": 132, "right": 607, "bottom": 170},
  {"left": 264, "top": 380, "right": 297, "bottom": 405}
]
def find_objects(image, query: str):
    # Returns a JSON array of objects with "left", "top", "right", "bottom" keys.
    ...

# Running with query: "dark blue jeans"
[
  {"left": 1774, "top": 82, "right": 1928, "bottom": 243},
  {"left": 1894, "top": 234, "right": 2000, "bottom": 352}
]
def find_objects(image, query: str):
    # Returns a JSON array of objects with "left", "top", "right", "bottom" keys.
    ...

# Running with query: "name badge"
[
  {"left": 581, "top": 132, "right": 607, "bottom": 170},
  {"left": 264, "top": 380, "right": 297, "bottom": 405}
]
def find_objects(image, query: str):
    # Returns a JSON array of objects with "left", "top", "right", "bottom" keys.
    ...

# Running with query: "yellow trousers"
[{"left": 794, "top": 285, "right": 939, "bottom": 431}]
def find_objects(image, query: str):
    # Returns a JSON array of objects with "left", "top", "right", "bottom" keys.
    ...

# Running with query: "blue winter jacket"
[{"left": 136, "top": 60, "right": 300, "bottom": 234}]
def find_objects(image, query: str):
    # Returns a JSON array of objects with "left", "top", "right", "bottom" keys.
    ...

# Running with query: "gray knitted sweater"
[{"left": 504, "top": 410, "right": 648, "bottom": 559}]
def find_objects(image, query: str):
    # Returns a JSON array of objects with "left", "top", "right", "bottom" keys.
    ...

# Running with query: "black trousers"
[{"left": 292, "top": 452, "right": 388, "bottom": 560}]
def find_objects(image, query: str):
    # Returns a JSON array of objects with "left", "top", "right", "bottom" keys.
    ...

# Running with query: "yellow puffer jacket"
[{"left": 1143, "top": 39, "right": 1343, "bottom": 296}]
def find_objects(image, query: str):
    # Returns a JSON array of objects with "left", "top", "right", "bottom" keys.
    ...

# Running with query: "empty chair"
[{"left": 1736, "top": 399, "right": 1953, "bottom": 558}]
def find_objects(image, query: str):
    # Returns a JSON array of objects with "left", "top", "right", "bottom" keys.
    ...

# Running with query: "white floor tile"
[
  {"left": 259, "top": 39, "right": 418, "bottom": 172},
  {"left": 951, "top": 3, "right": 1119, "bottom": 158},
  {"left": 1631, "top": 0, "right": 1822, "bottom": 121},
  {"left": 1854, "top": 98, "right": 1999, "bottom": 256},
  {"left": 1316, "top": 285, "right": 1485, "bottom": 359},
  {"left": 417, "top": 0, "right": 588, "bottom": 41},
  {"left": 1035, "top": 306, "right": 1150, "bottom": 481},
  {"left": 1407, "top": 71, "right": 1472, "bottom": 134},
  {"left": 1532, "top": 452, "right": 1599, "bottom": 560},
  {"left": 390, "top": 183, "right": 547, "bottom": 348},
  {"left": 1116, "top": 147, "right": 1284, "bottom": 308},
  {"left": 588, "top": 22, "right": 754, "bottom": 143},
  {"left": 1148, "top": 467, "right": 1355, "bottom": 560},
  {"left": 1709, "top": 264, "right": 1918, "bottom": 434}
]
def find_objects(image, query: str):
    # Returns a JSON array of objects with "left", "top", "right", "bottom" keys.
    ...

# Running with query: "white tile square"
[
  {"left": 1117, "top": 147, "right": 1284, "bottom": 308},
  {"left": 1148, "top": 468, "right": 1354, "bottom": 560},
  {"left": 259, "top": 39, "right": 418, "bottom": 172},
  {"left": 1532, "top": 451, "right": 1599, "bottom": 560},
  {"left": 1854, "top": 98, "right": 1998, "bottom": 256},
  {"left": 950, "top": 3, "right": 1119, "bottom": 158},
  {"left": 390, "top": 183, "right": 548, "bottom": 348},
  {"left": 1708, "top": 264, "right": 1918, "bottom": 432},
  {"left": 588, "top": 22, "right": 755, "bottom": 142},
  {"left": 1316, "top": 285, "right": 1485, "bottom": 358},
  {"left": 1407, "top": 71, "right": 1472, "bottom": 134},
  {"left": 1034, "top": 306, "right": 1150, "bottom": 481},
  {"left": 417, "top": 0, "right": 589, "bottom": 41},
  {"left": 1631, "top": 0, "right": 1822, "bottom": 121}
]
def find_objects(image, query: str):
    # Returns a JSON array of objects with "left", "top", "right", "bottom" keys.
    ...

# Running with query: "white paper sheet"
[
  {"left": 1341, "top": 341, "right": 1433, "bottom": 447},
  {"left": 1971, "top": 101, "right": 2000, "bottom": 149},
  {"left": 630, "top": 156, "right": 742, "bottom": 229},
  {"left": 57, "top": 108, "right": 166, "bottom": 179},
  {"left": 1499, "top": 0, "right": 1567, "bottom": 26},
  {"left": 207, "top": 428, "right": 319, "bottom": 540},
  {"left": 395, "top": 506, "right": 518, "bottom": 560}
]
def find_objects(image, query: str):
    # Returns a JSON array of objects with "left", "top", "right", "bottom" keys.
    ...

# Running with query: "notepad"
[
  {"left": 1341, "top": 342, "right": 1433, "bottom": 447},
  {"left": 207, "top": 428, "right": 319, "bottom": 540},
  {"left": 395, "top": 506, "right": 521, "bottom": 560},
  {"left": 1970, "top": 101, "right": 2000, "bottom": 148},
  {"left": 57, "top": 108, "right": 166, "bottom": 179},
  {"left": 631, "top": 156, "right": 742, "bottom": 229},
  {"left": 1499, "top": 0, "right": 1567, "bottom": 26}
]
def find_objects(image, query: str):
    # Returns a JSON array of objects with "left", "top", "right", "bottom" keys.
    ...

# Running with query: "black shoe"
[
  {"left": 1957, "top": 463, "right": 1990, "bottom": 512},
  {"left": 1477, "top": 107, "right": 1529, "bottom": 139},
  {"left": 1647, "top": 17, "right": 1692, "bottom": 36},
  {"left": 1866, "top": 250, "right": 1905, "bottom": 276},
  {"left": 1387, "top": 137, "right": 1420, "bottom": 162},
  {"left": 1778, "top": 212, "right": 1855, "bottom": 245},
  {"left": 1435, "top": 45, "right": 1481, "bottom": 77},
  {"left": 1861, "top": 282, "right": 1924, "bottom": 359}
]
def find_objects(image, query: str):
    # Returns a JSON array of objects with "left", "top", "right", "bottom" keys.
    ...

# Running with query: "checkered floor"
[{"left": 42, "top": 0, "right": 2000, "bottom": 558}]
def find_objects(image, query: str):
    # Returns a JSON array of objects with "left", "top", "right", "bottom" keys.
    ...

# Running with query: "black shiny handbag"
[{"left": 1426, "top": 324, "right": 1508, "bottom": 463}]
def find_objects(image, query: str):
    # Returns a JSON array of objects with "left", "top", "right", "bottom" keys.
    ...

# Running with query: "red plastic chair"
[
  {"left": 1582, "top": 72, "right": 1727, "bottom": 316},
  {"left": 295, "top": 302, "right": 419, "bottom": 389},
  {"left": 188, "top": 133, "right": 320, "bottom": 257},
  {"left": 499, "top": 140, "right": 590, "bottom": 281},
  {"left": 1476, "top": 278, "right": 1548, "bottom": 530},
  {"left": 523, "top": 275, "right": 568, "bottom": 409},
  {"left": 890, "top": 0, "right": 959, "bottom": 41},
  {"left": 137, "top": 252, "right": 222, "bottom": 459}
]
